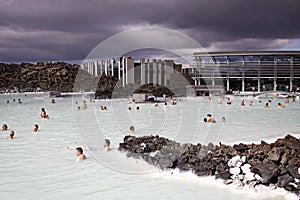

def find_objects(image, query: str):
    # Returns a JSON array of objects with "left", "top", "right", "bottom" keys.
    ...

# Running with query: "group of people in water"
[
  {"left": 214, "top": 95, "right": 297, "bottom": 109},
  {"left": 6, "top": 98, "right": 23, "bottom": 104},
  {"left": 3, "top": 96, "right": 43, "bottom": 139},
  {"left": 1, "top": 122, "right": 39, "bottom": 140},
  {"left": 204, "top": 95, "right": 298, "bottom": 123},
  {"left": 66, "top": 139, "right": 112, "bottom": 161}
]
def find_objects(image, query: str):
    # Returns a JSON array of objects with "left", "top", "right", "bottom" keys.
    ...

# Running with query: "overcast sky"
[{"left": 1, "top": 0, "right": 300, "bottom": 63}]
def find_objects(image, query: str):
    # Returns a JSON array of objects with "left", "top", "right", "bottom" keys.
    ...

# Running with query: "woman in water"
[
  {"left": 226, "top": 98, "right": 232, "bottom": 105},
  {"left": 40, "top": 108, "right": 49, "bottom": 119},
  {"left": 33, "top": 124, "right": 39, "bottom": 132},
  {"left": 241, "top": 99, "right": 245, "bottom": 106},
  {"left": 221, "top": 117, "right": 226, "bottom": 123},
  {"left": 2, "top": 124, "right": 8, "bottom": 131},
  {"left": 249, "top": 100, "right": 253, "bottom": 107},
  {"left": 7, "top": 131, "right": 14, "bottom": 139}
]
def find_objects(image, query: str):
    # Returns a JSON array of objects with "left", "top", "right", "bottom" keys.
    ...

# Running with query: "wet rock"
[
  {"left": 268, "top": 147, "right": 283, "bottom": 163},
  {"left": 251, "top": 160, "right": 279, "bottom": 184},
  {"left": 278, "top": 173, "right": 294, "bottom": 187},
  {"left": 287, "top": 160, "right": 300, "bottom": 179},
  {"left": 215, "top": 169, "right": 231, "bottom": 180},
  {"left": 233, "top": 143, "right": 249, "bottom": 153},
  {"left": 280, "top": 151, "right": 291, "bottom": 166},
  {"left": 275, "top": 134, "right": 300, "bottom": 151}
]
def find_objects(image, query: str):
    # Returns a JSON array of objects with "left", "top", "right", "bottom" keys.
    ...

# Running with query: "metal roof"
[{"left": 193, "top": 51, "right": 300, "bottom": 57}]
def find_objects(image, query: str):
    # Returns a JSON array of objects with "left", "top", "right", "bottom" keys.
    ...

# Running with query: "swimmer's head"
[
  {"left": 128, "top": 107, "right": 132, "bottom": 110},
  {"left": 129, "top": 125, "right": 135, "bottom": 132},
  {"left": 33, "top": 124, "right": 39, "bottom": 132},
  {"left": 9, "top": 131, "right": 14, "bottom": 138},
  {"left": 207, "top": 114, "right": 212, "bottom": 117},
  {"left": 203, "top": 118, "right": 207, "bottom": 123},
  {"left": 104, "top": 139, "right": 110, "bottom": 147},
  {"left": 222, "top": 117, "right": 225, "bottom": 122},
  {"left": 2, "top": 124, "right": 8, "bottom": 131},
  {"left": 136, "top": 106, "right": 139, "bottom": 110},
  {"left": 76, "top": 147, "right": 83, "bottom": 156}
]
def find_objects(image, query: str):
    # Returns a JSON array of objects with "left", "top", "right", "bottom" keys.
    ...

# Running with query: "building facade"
[
  {"left": 81, "top": 57, "right": 176, "bottom": 87},
  {"left": 191, "top": 51, "right": 300, "bottom": 93}
]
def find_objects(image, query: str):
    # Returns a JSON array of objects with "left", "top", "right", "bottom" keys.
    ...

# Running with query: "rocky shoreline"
[
  {"left": 0, "top": 62, "right": 99, "bottom": 93},
  {"left": 0, "top": 62, "right": 177, "bottom": 98},
  {"left": 118, "top": 134, "right": 300, "bottom": 196}
]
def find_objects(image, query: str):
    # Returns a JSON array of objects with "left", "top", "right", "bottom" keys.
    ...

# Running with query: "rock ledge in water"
[{"left": 118, "top": 134, "right": 300, "bottom": 196}]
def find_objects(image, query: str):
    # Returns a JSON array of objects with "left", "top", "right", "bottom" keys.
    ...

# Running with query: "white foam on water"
[{"left": 150, "top": 169, "right": 299, "bottom": 200}]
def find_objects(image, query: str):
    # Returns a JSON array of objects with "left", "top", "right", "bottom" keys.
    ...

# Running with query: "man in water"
[
  {"left": 217, "top": 96, "right": 222, "bottom": 104},
  {"left": 81, "top": 100, "right": 87, "bottom": 109},
  {"left": 265, "top": 102, "right": 270, "bottom": 108},
  {"left": 285, "top": 97, "right": 289, "bottom": 104},
  {"left": 75, "top": 147, "right": 87, "bottom": 161},
  {"left": 129, "top": 125, "right": 135, "bottom": 134},
  {"left": 277, "top": 103, "right": 285, "bottom": 108},
  {"left": 103, "top": 139, "right": 111, "bottom": 151}
]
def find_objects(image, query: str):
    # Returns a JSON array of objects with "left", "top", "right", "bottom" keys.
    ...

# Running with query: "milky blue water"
[{"left": 0, "top": 93, "right": 299, "bottom": 200}]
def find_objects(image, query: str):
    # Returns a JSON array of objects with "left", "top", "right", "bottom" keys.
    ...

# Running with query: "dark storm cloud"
[{"left": 0, "top": 0, "right": 299, "bottom": 62}]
